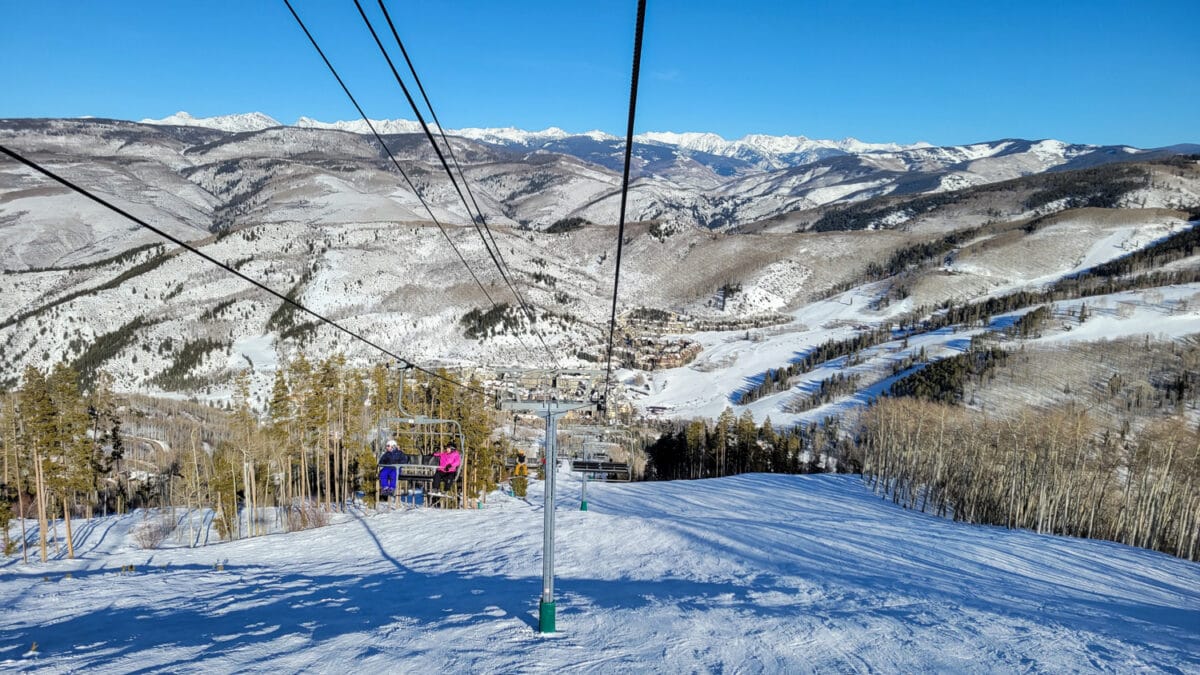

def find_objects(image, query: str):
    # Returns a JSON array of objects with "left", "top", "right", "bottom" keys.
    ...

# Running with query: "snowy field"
[{"left": 4, "top": 469, "right": 1198, "bottom": 673}]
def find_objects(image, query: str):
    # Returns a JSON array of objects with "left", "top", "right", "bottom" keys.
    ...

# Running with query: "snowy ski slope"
[{"left": 3, "top": 470, "right": 1197, "bottom": 672}]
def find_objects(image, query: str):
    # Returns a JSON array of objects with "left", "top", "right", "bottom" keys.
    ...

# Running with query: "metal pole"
[
  {"left": 500, "top": 398, "right": 593, "bottom": 635},
  {"left": 539, "top": 407, "right": 557, "bottom": 633},
  {"left": 580, "top": 440, "right": 588, "bottom": 511}
]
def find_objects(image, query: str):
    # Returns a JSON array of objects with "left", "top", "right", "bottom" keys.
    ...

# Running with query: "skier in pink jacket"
[{"left": 433, "top": 444, "right": 461, "bottom": 492}]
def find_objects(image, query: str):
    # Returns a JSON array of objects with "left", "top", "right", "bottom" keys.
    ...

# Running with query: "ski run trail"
[{"left": 2, "top": 467, "right": 1198, "bottom": 673}]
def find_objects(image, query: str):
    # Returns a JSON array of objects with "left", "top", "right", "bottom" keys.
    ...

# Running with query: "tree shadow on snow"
[
  {"left": 0, "top": 508, "right": 858, "bottom": 671},
  {"left": 4, "top": 486, "right": 1197, "bottom": 672}
]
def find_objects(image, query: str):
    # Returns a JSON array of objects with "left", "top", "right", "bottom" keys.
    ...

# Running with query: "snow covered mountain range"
[
  {"left": 4, "top": 115, "right": 1198, "bottom": 673},
  {"left": 129, "top": 112, "right": 1197, "bottom": 232},
  {"left": 144, "top": 111, "right": 931, "bottom": 171},
  {"left": 140, "top": 111, "right": 1192, "bottom": 191},
  {"left": 1, "top": 113, "right": 1197, "bottom": 416}
]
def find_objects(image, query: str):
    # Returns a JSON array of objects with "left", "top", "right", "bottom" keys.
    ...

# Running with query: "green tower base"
[{"left": 539, "top": 600, "right": 556, "bottom": 633}]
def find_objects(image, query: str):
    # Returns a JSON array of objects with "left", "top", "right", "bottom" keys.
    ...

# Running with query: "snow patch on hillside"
[{"left": 230, "top": 334, "right": 278, "bottom": 372}]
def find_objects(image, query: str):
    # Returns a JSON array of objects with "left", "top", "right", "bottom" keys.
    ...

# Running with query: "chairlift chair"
[
  {"left": 570, "top": 439, "right": 631, "bottom": 482},
  {"left": 376, "top": 366, "right": 466, "bottom": 508}
]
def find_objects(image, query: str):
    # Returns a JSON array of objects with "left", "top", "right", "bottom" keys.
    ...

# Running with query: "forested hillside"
[{"left": 0, "top": 358, "right": 499, "bottom": 560}]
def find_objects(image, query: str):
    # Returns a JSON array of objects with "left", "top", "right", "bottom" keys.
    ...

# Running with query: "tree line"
[
  {"left": 1022, "top": 164, "right": 1150, "bottom": 212},
  {"left": 744, "top": 217, "right": 1200, "bottom": 403},
  {"left": 922, "top": 219, "right": 1200, "bottom": 332},
  {"left": 863, "top": 229, "right": 976, "bottom": 280},
  {"left": 887, "top": 346, "right": 1008, "bottom": 404},
  {"left": 1, "top": 357, "right": 503, "bottom": 560},
  {"left": 852, "top": 396, "right": 1199, "bottom": 561},
  {"left": 460, "top": 303, "right": 527, "bottom": 339},
  {"left": 1, "top": 365, "right": 123, "bottom": 560},
  {"left": 643, "top": 408, "right": 850, "bottom": 481},
  {"left": 809, "top": 160, "right": 1157, "bottom": 233},
  {"left": 783, "top": 372, "right": 862, "bottom": 413},
  {"left": 738, "top": 327, "right": 896, "bottom": 404}
]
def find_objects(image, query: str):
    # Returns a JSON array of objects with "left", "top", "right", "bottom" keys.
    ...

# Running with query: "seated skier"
[
  {"left": 513, "top": 448, "right": 529, "bottom": 477},
  {"left": 379, "top": 440, "right": 409, "bottom": 498},
  {"left": 380, "top": 439, "right": 405, "bottom": 465},
  {"left": 432, "top": 444, "right": 462, "bottom": 492}
]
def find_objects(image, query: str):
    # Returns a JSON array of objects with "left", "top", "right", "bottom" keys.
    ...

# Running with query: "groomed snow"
[{"left": 3, "top": 470, "right": 1197, "bottom": 672}]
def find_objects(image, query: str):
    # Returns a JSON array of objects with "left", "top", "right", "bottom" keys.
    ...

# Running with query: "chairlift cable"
[
  {"left": 355, "top": 0, "right": 562, "bottom": 370},
  {"left": 377, "top": 0, "right": 560, "bottom": 369},
  {"left": 355, "top": 0, "right": 509, "bottom": 286},
  {"left": 376, "top": 0, "right": 512, "bottom": 285},
  {"left": 602, "top": 0, "right": 647, "bottom": 412},
  {"left": 283, "top": 0, "right": 495, "bottom": 308},
  {"left": 286, "top": 0, "right": 548, "bottom": 367},
  {"left": 0, "top": 144, "right": 485, "bottom": 397}
]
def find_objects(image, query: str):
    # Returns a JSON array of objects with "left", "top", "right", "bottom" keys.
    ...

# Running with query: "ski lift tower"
[{"left": 500, "top": 395, "right": 596, "bottom": 634}]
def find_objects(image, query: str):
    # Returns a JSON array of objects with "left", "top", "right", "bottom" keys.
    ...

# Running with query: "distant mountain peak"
[
  {"left": 140, "top": 111, "right": 281, "bottom": 133},
  {"left": 294, "top": 117, "right": 426, "bottom": 135},
  {"left": 138, "top": 112, "right": 935, "bottom": 161},
  {"left": 128, "top": 112, "right": 1141, "bottom": 183}
]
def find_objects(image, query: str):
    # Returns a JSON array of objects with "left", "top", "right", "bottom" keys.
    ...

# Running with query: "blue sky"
[{"left": 2, "top": 0, "right": 1196, "bottom": 147}]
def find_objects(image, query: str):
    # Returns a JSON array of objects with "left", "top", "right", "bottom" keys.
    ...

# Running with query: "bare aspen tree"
[{"left": 859, "top": 396, "right": 1198, "bottom": 560}]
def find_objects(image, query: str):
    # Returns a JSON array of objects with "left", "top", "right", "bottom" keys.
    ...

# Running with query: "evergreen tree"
[
  {"left": 454, "top": 373, "right": 494, "bottom": 502},
  {"left": 343, "top": 367, "right": 372, "bottom": 503},
  {"left": 18, "top": 366, "right": 55, "bottom": 561},
  {"left": 715, "top": 407, "right": 735, "bottom": 477},
  {"left": 685, "top": 419, "right": 706, "bottom": 479},
  {"left": 86, "top": 371, "right": 123, "bottom": 518},
  {"left": 736, "top": 410, "right": 757, "bottom": 473},
  {"left": 369, "top": 363, "right": 394, "bottom": 421},
  {"left": 289, "top": 354, "right": 315, "bottom": 503},
  {"left": 0, "top": 393, "right": 22, "bottom": 558},
  {"left": 46, "top": 363, "right": 91, "bottom": 559},
  {"left": 266, "top": 367, "right": 295, "bottom": 507},
  {"left": 267, "top": 369, "right": 291, "bottom": 444}
]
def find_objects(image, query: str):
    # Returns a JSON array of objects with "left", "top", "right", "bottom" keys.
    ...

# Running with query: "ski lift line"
[
  {"left": 377, "top": 0, "right": 511, "bottom": 283},
  {"left": 286, "top": 0, "right": 551, "bottom": 371},
  {"left": 602, "top": 0, "right": 647, "bottom": 409},
  {"left": 0, "top": 144, "right": 481, "bottom": 397},
  {"left": 357, "top": 0, "right": 562, "bottom": 371},
  {"left": 282, "top": 0, "right": 496, "bottom": 310},
  {"left": 356, "top": 0, "right": 509, "bottom": 285}
]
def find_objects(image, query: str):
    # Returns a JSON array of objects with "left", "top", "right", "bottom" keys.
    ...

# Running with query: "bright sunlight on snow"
[{"left": 4, "top": 468, "right": 1197, "bottom": 672}]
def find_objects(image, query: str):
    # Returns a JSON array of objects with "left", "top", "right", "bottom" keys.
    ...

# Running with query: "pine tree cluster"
[
  {"left": 738, "top": 327, "right": 894, "bottom": 404},
  {"left": 643, "top": 410, "right": 849, "bottom": 481},
  {"left": 1, "top": 364, "right": 122, "bottom": 561},
  {"left": 887, "top": 347, "right": 1008, "bottom": 404}
]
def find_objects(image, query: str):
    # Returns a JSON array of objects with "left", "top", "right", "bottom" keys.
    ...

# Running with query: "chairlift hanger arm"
[{"left": 500, "top": 400, "right": 598, "bottom": 414}]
